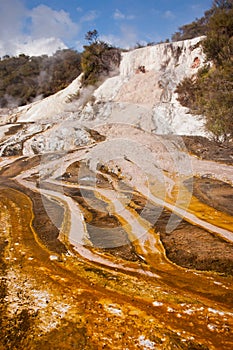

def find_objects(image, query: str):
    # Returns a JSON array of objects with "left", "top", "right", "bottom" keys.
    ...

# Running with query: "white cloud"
[
  {"left": 163, "top": 10, "right": 175, "bottom": 19},
  {"left": 0, "top": 2, "right": 77, "bottom": 57},
  {"left": 80, "top": 10, "right": 99, "bottom": 23},
  {"left": 113, "top": 9, "right": 125, "bottom": 20},
  {"left": 0, "top": 0, "right": 26, "bottom": 40},
  {"left": 191, "top": 4, "right": 202, "bottom": 11},
  {"left": 15, "top": 37, "right": 67, "bottom": 56},
  {"left": 0, "top": 0, "right": 27, "bottom": 56},
  {"left": 29, "top": 5, "right": 79, "bottom": 40},
  {"left": 113, "top": 9, "right": 135, "bottom": 20},
  {"left": 100, "top": 25, "right": 138, "bottom": 49},
  {"left": 0, "top": 37, "right": 67, "bottom": 58}
]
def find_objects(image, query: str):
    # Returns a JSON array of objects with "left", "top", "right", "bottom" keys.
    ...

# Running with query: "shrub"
[
  {"left": 175, "top": 2, "right": 233, "bottom": 142},
  {"left": 0, "top": 49, "right": 82, "bottom": 107},
  {"left": 81, "top": 30, "right": 121, "bottom": 86}
]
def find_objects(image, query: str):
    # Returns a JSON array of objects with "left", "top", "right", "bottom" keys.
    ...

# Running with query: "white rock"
[
  {"left": 49, "top": 255, "right": 59, "bottom": 261},
  {"left": 4, "top": 37, "right": 208, "bottom": 156}
]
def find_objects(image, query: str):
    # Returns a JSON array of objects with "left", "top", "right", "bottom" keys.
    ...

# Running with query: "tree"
[
  {"left": 175, "top": 2, "right": 233, "bottom": 142},
  {"left": 212, "top": 0, "right": 233, "bottom": 10},
  {"left": 81, "top": 30, "right": 121, "bottom": 86},
  {"left": 85, "top": 30, "right": 99, "bottom": 44},
  {"left": 171, "top": 0, "right": 233, "bottom": 42},
  {"left": 172, "top": 18, "right": 208, "bottom": 41},
  {"left": 194, "top": 66, "right": 233, "bottom": 141},
  {"left": 0, "top": 49, "right": 82, "bottom": 107},
  {"left": 202, "top": 7, "right": 233, "bottom": 65}
]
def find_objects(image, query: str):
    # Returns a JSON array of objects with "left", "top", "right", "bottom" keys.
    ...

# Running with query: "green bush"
[
  {"left": 175, "top": 1, "right": 233, "bottom": 142},
  {"left": 202, "top": 7, "right": 233, "bottom": 65},
  {"left": 81, "top": 30, "right": 121, "bottom": 86},
  {"left": 172, "top": 0, "right": 233, "bottom": 42},
  {"left": 0, "top": 49, "right": 82, "bottom": 107}
]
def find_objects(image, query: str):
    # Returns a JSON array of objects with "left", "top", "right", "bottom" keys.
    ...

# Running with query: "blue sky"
[{"left": 0, "top": 0, "right": 213, "bottom": 56}]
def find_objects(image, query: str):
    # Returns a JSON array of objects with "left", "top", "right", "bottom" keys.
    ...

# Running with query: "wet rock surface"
[
  {"left": 0, "top": 134, "right": 233, "bottom": 349},
  {"left": 182, "top": 136, "right": 233, "bottom": 164},
  {"left": 1, "top": 35, "right": 233, "bottom": 348},
  {"left": 185, "top": 176, "right": 233, "bottom": 217},
  {"left": 132, "top": 194, "right": 233, "bottom": 275}
]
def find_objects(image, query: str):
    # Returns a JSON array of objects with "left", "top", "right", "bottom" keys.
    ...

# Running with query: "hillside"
[
  {"left": 1, "top": 1, "right": 233, "bottom": 348},
  {"left": 0, "top": 49, "right": 82, "bottom": 108},
  {"left": 0, "top": 36, "right": 208, "bottom": 156},
  {"left": 1, "top": 33, "right": 233, "bottom": 350}
]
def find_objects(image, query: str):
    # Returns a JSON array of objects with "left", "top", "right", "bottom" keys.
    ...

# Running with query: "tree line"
[
  {"left": 0, "top": 30, "right": 121, "bottom": 108},
  {"left": 176, "top": 0, "right": 233, "bottom": 142},
  {"left": 0, "top": 49, "right": 82, "bottom": 108}
]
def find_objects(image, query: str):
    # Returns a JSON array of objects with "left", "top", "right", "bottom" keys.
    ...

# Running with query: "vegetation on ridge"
[
  {"left": 0, "top": 30, "right": 121, "bottom": 107},
  {"left": 172, "top": 0, "right": 233, "bottom": 41},
  {"left": 81, "top": 30, "right": 121, "bottom": 86},
  {"left": 176, "top": 0, "right": 233, "bottom": 142},
  {"left": 0, "top": 49, "right": 82, "bottom": 108}
]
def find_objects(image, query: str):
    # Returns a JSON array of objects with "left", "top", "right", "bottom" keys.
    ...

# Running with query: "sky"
[{"left": 0, "top": 0, "right": 213, "bottom": 57}]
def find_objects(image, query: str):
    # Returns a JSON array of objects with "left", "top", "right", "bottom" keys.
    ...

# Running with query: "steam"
[
  {"left": 65, "top": 83, "right": 96, "bottom": 110},
  {"left": 1, "top": 94, "right": 20, "bottom": 108}
]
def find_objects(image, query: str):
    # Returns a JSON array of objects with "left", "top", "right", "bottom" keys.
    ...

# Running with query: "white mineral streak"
[
  {"left": 16, "top": 74, "right": 83, "bottom": 123},
  {"left": 3, "top": 35, "right": 232, "bottom": 266},
  {"left": 94, "top": 36, "right": 206, "bottom": 134},
  {"left": 1, "top": 36, "right": 207, "bottom": 156}
]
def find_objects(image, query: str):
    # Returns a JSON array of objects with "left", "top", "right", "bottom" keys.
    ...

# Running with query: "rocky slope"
[
  {"left": 1, "top": 36, "right": 233, "bottom": 350},
  {"left": 0, "top": 36, "right": 207, "bottom": 156}
]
